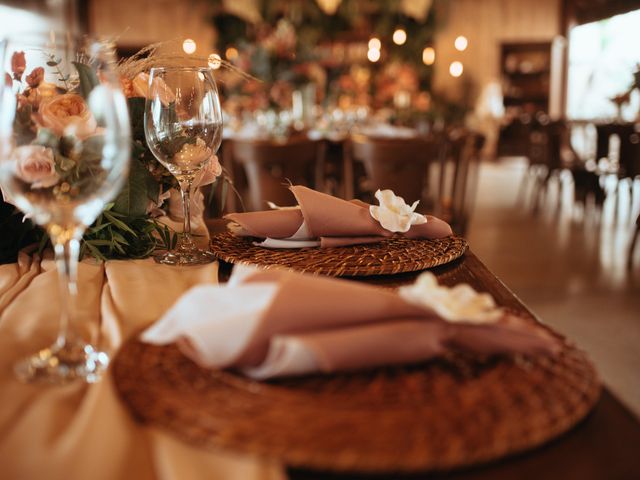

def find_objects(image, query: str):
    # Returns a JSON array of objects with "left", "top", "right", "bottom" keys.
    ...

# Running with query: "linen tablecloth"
[{"left": 0, "top": 251, "right": 285, "bottom": 480}]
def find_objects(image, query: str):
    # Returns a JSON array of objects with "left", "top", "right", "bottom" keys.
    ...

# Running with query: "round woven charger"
[
  {"left": 113, "top": 318, "right": 600, "bottom": 474},
  {"left": 209, "top": 232, "right": 468, "bottom": 276}
]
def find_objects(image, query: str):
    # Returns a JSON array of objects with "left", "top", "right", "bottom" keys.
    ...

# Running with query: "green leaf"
[
  {"left": 72, "top": 61, "right": 100, "bottom": 99},
  {"left": 112, "top": 157, "right": 154, "bottom": 217},
  {"left": 103, "top": 211, "right": 136, "bottom": 235},
  {"left": 84, "top": 242, "right": 107, "bottom": 261}
]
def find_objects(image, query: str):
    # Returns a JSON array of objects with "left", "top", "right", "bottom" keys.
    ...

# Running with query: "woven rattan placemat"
[
  {"left": 209, "top": 232, "right": 468, "bottom": 276},
  {"left": 113, "top": 318, "right": 600, "bottom": 474}
]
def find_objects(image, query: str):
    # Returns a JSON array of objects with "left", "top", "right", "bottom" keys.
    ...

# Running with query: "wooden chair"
[
  {"left": 228, "top": 137, "right": 325, "bottom": 211},
  {"left": 435, "top": 130, "right": 485, "bottom": 234},
  {"left": 526, "top": 120, "right": 575, "bottom": 214},
  {"left": 348, "top": 134, "right": 443, "bottom": 210}
]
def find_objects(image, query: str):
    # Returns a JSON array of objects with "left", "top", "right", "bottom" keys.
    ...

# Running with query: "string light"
[
  {"left": 454, "top": 35, "right": 468, "bottom": 51},
  {"left": 182, "top": 38, "right": 196, "bottom": 54},
  {"left": 422, "top": 47, "right": 435, "bottom": 65},
  {"left": 392, "top": 28, "right": 407, "bottom": 45},
  {"left": 225, "top": 47, "right": 239, "bottom": 60},
  {"left": 367, "top": 48, "right": 381, "bottom": 62},
  {"left": 208, "top": 53, "right": 222, "bottom": 69},
  {"left": 368, "top": 37, "right": 381, "bottom": 50},
  {"left": 449, "top": 61, "right": 463, "bottom": 77}
]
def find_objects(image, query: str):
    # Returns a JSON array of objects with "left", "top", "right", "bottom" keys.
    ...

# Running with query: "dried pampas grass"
[{"left": 115, "top": 40, "right": 256, "bottom": 83}]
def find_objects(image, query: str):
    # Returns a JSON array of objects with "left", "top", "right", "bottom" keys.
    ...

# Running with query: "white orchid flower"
[
  {"left": 399, "top": 272, "right": 503, "bottom": 324},
  {"left": 369, "top": 189, "right": 427, "bottom": 233}
]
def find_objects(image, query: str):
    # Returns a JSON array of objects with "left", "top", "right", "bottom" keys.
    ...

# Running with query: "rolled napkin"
[
  {"left": 225, "top": 186, "right": 453, "bottom": 248},
  {"left": 141, "top": 265, "right": 559, "bottom": 379}
]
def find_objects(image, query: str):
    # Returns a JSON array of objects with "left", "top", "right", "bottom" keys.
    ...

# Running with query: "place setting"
[
  {"left": 1, "top": 2, "right": 639, "bottom": 480},
  {"left": 211, "top": 185, "right": 468, "bottom": 276}
]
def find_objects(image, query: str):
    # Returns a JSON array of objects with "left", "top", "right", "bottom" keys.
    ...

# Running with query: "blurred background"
[{"left": 2, "top": 0, "right": 640, "bottom": 413}]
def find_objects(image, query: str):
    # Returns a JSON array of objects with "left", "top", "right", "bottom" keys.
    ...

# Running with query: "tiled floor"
[{"left": 466, "top": 157, "right": 640, "bottom": 417}]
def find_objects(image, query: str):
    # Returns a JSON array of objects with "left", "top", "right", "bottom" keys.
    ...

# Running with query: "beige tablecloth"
[{"left": 0, "top": 251, "right": 285, "bottom": 480}]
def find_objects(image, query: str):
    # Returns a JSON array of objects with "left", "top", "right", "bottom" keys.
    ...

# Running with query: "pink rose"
[
  {"left": 36, "top": 93, "right": 97, "bottom": 140},
  {"left": 194, "top": 154, "right": 222, "bottom": 187},
  {"left": 131, "top": 72, "right": 175, "bottom": 106},
  {"left": 13, "top": 145, "right": 60, "bottom": 189}
]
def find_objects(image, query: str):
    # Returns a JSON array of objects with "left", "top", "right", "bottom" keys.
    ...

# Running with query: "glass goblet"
[
  {"left": 0, "top": 34, "right": 131, "bottom": 383},
  {"left": 144, "top": 66, "right": 223, "bottom": 265}
]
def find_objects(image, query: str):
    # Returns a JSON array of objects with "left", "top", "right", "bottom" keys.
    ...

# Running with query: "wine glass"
[
  {"left": 0, "top": 34, "right": 130, "bottom": 383},
  {"left": 144, "top": 66, "right": 223, "bottom": 265}
]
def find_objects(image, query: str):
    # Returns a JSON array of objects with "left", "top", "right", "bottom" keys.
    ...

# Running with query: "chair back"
[
  {"left": 349, "top": 135, "right": 441, "bottom": 208},
  {"left": 230, "top": 137, "right": 325, "bottom": 211},
  {"left": 617, "top": 125, "right": 640, "bottom": 179},
  {"left": 436, "top": 130, "right": 485, "bottom": 234}
]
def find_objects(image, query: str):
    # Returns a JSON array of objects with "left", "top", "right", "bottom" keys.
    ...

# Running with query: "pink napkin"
[
  {"left": 224, "top": 186, "right": 453, "bottom": 248},
  {"left": 141, "top": 266, "right": 559, "bottom": 379}
]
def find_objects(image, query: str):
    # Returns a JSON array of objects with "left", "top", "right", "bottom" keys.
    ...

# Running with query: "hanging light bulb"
[
  {"left": 367, "top": 48, "right": 381, "bottom": 62},
  {"left": 449, "top": 61, "right": 464, "bottom": 77},
  {"left": 208, "top": 53, "right": 222, "bottom": 69},
  {"left": 368, "top": 37, "right": 381, "bottom": 50},
  {"left": 422, "top": 47, "right": 435, "bottom": 65},
  {"left": 454, "top": 35, "right": 468, "bottom": 51},
  {"left": 182, "top": 38, "right": 196, "bottom": 54},
  {"left": 392, "top": 28, "right": 407, "bottom": 45},
  {"left": 316, "top": 0, "right": 342, "bottom": 15},
  {"left": 225, "top": 47, "right": 239, "bottom": 60}
]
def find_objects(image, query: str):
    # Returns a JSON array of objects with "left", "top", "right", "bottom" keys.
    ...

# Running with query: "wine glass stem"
[
  {"left": 179, "top": 179, "right": 196, "bottom": 252},
  {"left": 50, "top": 230, "right": 81, "bottom": 349}
]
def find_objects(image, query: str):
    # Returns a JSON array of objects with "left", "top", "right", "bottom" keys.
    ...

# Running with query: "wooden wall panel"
[
  {"left": 433, "top": 0, "right": 562, "bottom": 104},
  {"left": 89, "top": 0, "right": 217, "bottom": 56}
]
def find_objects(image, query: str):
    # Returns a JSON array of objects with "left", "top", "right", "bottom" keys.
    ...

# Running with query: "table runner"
[{"left": 0, "top": 251, "right": 285, "bottom": 480}]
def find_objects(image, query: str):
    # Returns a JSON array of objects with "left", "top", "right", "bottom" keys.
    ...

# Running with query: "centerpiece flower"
[{"left": 1, "top": 42, "right": 238, "bottom": 263}]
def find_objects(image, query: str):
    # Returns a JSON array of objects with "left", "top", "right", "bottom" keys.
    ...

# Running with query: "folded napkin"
[
  {"left": 141, "top": 265, "right": 558, "bottom": 379},
  {"left": 225, "top": 186, "right": 452, "bottom": 248}
]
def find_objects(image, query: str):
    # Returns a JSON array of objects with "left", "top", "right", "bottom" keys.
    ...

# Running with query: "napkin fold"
[
  {"left": 224, "top": 186, "right": 452, "bottom": 248},
  {"left": 141, "top": 266, "right": 558, "bottom": 379}
]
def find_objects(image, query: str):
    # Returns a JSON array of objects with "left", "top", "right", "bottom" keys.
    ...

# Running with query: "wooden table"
[{"left": 209, "top": 222, "right": 640, "bottom": 479}]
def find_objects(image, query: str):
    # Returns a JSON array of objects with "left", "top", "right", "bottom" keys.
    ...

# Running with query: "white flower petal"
[
  {"left": 399, "top": 272, "right": 503, "bottom": 324},
  {"left": 370, "top": 189, "right": 427, "bottom": 233}
]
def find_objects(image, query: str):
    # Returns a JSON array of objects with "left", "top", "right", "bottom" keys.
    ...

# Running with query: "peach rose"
[
  {"left": 36, "top": 82, "right": 58, "bottom": 99},
  {"left": 131, "top": 72, "right": 175, "bottom": 105},
  {"left": 120, "top": 76, "right": 136, "bottom": 97},
  {"left": 36, "top": 93, "right": 97, "bottom": 139},
  {"left": 13, "top": 145, "right": 60, "bottom": 189}
]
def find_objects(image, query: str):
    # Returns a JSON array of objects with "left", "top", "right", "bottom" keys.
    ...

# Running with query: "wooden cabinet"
[
  {"left": 501, "top": 41, "right": 553, "bottom": 114},
  {"left": 497, "top": 39, "right": 566, "bottom": 157}
]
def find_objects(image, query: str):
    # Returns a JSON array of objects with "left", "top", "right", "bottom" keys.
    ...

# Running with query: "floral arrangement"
[
  {"left": 1, "top": 45, "right": 231, "bottom": 264},
  {"left": 220, "top": 18, "right": 326, "bottom": 115}
]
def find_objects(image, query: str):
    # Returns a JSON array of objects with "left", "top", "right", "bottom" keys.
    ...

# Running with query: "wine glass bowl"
[
  {"left": 0, "top": 34, "right": 130, "bottom": 384},
  {"left": 144, "top": 66, "right": 223, "bottom": 265}
]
